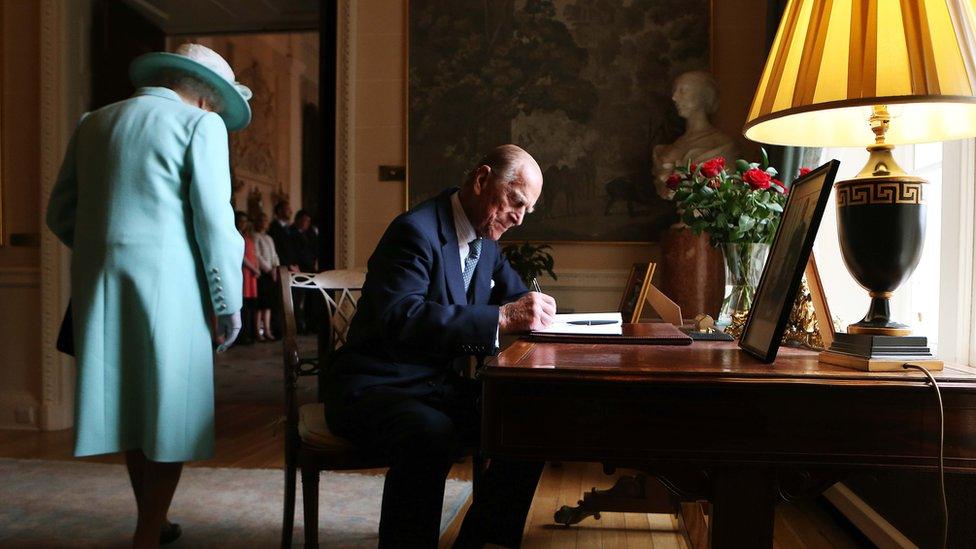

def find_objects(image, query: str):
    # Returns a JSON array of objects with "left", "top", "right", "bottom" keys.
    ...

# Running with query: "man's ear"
[{"left": 472, "top": 165, "right": 492, "bottom": 195}]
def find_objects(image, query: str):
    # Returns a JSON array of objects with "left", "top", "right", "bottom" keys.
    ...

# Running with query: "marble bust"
[{"left": 652, "top": 71, "right": 737, "bottom": 198}]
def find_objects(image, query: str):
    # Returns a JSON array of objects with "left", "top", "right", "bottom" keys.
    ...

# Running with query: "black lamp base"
[
  {"left": 819, "top": 333, "right": 942, "bottom": 371},
  {"left": 847, "top": 295, "right": 911, "bottom": 336}
]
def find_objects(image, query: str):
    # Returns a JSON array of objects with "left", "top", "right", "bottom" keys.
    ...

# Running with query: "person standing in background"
[
  {"left": 252, "top": 212, "right": 280, "bottom": 341},
  {"left": 46, "top": 43, "right": 251, "bottom": 548},
  {"left": 268, "top": 200, "right": 297, "bottom": 338},
  {"left": 290, "top": 209, "right": 320, "bottom": 333},
  {"left": 238, "top": 211, "right": 261, "bottom": 344},
  {"left": 268, "top": 200, "right": 297, "bottom": 271}
]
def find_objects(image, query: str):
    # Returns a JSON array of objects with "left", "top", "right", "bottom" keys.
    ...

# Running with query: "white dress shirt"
[{"left": 450, "top": 190, "right": 478, "bottom": 272}]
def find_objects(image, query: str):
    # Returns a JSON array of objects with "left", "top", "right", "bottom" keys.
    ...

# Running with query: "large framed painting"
[{"left": 408, "top": 0, "right": 710, "bottom": 242}]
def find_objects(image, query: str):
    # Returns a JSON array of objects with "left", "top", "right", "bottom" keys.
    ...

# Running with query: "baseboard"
[
  {"left": 823, "top": 483, "right": 917, "bottom": 548},
  {"left": 0, "top": 390, "right": 41, "bottom": 430}
]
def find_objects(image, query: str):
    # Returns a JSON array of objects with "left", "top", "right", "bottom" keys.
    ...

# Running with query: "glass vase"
[{"left": 717, "top": 242, "right": 770, "bottom": 331}]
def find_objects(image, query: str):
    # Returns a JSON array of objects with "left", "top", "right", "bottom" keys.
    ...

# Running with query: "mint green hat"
[{"left": 129, "top": 43, "right": 252, "bottom": 131}]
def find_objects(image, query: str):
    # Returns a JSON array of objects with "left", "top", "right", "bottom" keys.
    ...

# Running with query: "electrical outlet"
[
  {"left": 15, "top": 404, "right": 36, "bottom": 425},
  {"left": 378, "top": 165, "right": 406, "bottom": 181}
]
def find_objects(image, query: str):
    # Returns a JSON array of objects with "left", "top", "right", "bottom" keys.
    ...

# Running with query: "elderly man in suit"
[
  {"left": 325, "top": 144, "right": 556, "bottom": 548},
  {"left": 46, "top": 44, "right": 250, "bottom": 548}
]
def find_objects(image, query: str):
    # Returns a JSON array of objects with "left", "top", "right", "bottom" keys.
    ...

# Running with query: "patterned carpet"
[
  {"left": 214, "top": 335, "right": 318, "bottom": 404},
  {"left": 0, "top": 458, "right": 471, "bottom": 548}
]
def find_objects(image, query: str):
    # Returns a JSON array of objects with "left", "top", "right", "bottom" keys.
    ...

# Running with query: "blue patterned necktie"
[{"left": 462, "top": 238, "right": 482, "bottom": 292}]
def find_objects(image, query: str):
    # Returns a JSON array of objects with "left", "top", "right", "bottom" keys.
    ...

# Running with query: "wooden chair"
[
  {"left": 279, "top": 267, "right": 386, "bottom": 548},
  {"left": 278, "top": 267, "right": 485, "bottom": 548}
]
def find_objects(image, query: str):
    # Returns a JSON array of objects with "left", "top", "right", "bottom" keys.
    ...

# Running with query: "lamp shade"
[{"left": 744, "top": 0, "right": 976, "bottom": 147}]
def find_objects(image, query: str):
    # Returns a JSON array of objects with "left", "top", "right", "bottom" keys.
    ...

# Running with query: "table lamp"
[{"left": 743, "top": 0, "right": 976, "bottom": 371}]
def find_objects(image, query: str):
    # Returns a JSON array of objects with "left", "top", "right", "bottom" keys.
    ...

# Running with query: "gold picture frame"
[
  {"left": 804, "top": 254, "right": 835, "bottom": 349},
  {"left": 618, "top": 262, "right": 657, "bottom": 324}
]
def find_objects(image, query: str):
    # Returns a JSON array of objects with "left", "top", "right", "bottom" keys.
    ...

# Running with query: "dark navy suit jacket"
[{"left": 326, "top": 188, "right": 528, "bottom": 404}]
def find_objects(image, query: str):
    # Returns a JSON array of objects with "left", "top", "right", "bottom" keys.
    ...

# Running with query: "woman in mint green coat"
[{"left": 46, "top": 44, "right": 251, "bottom": 548}]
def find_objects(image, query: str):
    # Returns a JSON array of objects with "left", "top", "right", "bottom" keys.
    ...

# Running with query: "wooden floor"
[{"left": 0, "top": 402, "right": 867, "bottom": 548}]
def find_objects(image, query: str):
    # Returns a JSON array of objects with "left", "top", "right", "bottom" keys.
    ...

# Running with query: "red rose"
[
  {"left": 700, "top": 157, "right": 725, "bottom": 177},
  {"left": 689, "top": 163, "right": 697, "bottom": 173},
  {"left": 772, "top": 178, "right": 783, "bottom": 188},
  {"left": 743, "top": 168, "right": 772, "bottom": 190},
  {"left": 798, "top": 167, "right": 811, "bottom": 177},
  {"left": 666, "top": 173, "right": 682, "bottom": 190}
]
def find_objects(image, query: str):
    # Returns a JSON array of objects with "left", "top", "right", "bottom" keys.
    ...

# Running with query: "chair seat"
[{"left": 297, "top": 403, "right": 354, "bottom": 450}]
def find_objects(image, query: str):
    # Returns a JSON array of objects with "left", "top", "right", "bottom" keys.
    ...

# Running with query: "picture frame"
[
  {"left": 739, "top": 160, "right": 840, "bottom": 363},
  {"left": 618, "top": 262, "right": 657, "bottom": 324},
  {"left": 804, "top": 253, "right": 835, "bottom": 349}
]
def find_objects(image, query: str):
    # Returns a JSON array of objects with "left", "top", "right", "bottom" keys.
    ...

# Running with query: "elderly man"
[
  {"left": 325, "top": 144, "right": 556, "bottom": 548},
  {"left": 46, "top": 44, "right": 250, "bottom": 547}
]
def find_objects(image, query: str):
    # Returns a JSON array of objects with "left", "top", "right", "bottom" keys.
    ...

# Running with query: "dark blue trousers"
[{"left": 327, "top": 376, "right": 543, "bottom": 548}]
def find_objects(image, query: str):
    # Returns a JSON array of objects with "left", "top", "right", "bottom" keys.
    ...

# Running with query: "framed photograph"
[
  {"left": 739, "top": 160, "right": 840, "bottom": 363},
  {"left": 407, "top": 0, "right": 710, "bottom": 242},
  {"left": 619, "top": 262, "right": 657, "bottom": 323}
]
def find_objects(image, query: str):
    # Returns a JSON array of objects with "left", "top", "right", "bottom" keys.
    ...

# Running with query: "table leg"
[{"left": 709, "top": 468, "right": 776, "bottom": 548}]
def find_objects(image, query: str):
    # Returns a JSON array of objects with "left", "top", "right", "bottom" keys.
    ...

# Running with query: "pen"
[
  {"left": 530, "top": 277, "right": 542, "bottom": 293},
  {"left": 567, "top": 320, "right": 618, "bottom": 326}
]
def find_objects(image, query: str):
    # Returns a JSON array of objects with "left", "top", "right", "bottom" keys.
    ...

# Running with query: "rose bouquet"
[
  {"left": 664, "top": 150, "right": 806, "bottom": 330},
  {"left": 666, "top": 150, "right": 790, "bottom": 245}
]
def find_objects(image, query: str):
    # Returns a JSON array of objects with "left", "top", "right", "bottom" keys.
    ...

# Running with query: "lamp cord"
[{"left": 903, "top": 362, "right": 947, "bottom": 549}]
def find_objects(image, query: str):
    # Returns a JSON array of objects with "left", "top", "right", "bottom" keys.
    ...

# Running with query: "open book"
[{"left": 530, "top": 312, "right": 623, "bottom": 336}]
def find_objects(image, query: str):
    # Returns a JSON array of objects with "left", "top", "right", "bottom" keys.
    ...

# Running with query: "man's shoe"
[{"left": 160, "top": 522, "right": 182, "bottom": 545}]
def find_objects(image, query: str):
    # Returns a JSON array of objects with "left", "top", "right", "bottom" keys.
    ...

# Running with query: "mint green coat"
[{"left": 46, "top": 87, "right": 244, "bottom": 462}]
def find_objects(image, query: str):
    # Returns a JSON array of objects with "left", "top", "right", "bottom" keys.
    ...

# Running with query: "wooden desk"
[{"left": 481, "top": 340, "right": 976, "bottom": 547}]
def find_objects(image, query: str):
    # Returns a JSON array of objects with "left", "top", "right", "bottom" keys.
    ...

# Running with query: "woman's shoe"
[{"left": 160, "top": 522, "right": 182, "bottom": 545}]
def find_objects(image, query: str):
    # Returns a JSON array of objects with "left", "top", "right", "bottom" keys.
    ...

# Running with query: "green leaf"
[
  {"left": 760, "top": 147, "right": 769, "bottom": 169},
  {"left": 735, "top": 159, "right": 750, "bottom": 173},
  {"left": 738, "top": 214, "right": 756, "bottom": 232},
  {"left": 767, "top": 202, "right": 783, "bottom": 213}
]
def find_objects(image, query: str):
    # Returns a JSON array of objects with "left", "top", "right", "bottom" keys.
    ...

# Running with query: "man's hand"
[
  {"left": 215, "top": 312, "right": 242, "bottom": 353},
  {"left": 499, "top": 292, "right": 557, "bottom": 333}
]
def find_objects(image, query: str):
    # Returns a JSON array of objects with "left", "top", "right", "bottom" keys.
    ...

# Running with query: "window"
[{"left": 814, "top": 140, "right": 976, "bottom": 364}]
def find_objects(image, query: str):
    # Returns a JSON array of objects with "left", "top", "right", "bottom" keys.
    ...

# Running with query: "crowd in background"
[{"left": 233, "top": 200, "right": 321, "bottom": 343}]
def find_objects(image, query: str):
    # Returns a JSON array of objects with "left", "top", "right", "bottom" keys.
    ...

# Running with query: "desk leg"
[{"left": 709, "top": 468, "right": 775, "bottom": 548}]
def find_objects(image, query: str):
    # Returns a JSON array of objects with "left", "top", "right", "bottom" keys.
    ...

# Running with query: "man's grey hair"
[
  {"left": 150, "top": 69, "right": 224, "bottom": 113},
  {"left": 464, "top": 144, "right": 528, "bottom": 187}
]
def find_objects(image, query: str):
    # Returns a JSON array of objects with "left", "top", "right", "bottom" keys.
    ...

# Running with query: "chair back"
[{"left": 279, "top": 268, "right": 366, "bottom": 425}]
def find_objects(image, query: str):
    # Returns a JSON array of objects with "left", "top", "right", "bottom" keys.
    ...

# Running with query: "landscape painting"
[{"left": 408, "top": 0, "right": 710, "bottom": 241}]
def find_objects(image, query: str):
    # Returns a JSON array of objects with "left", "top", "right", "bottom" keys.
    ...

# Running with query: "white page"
[{"left": 531, "top": 312, "right": 623, "bottom": 335}]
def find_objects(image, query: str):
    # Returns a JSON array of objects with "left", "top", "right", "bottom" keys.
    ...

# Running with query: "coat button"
[
  {"left": 211, "top": 268, "right": 218, "bottom": 273},
  {"left": 216, "top": 286, "right": 223, "bottom": 292},
  {"left": 214, "top": 276, "right": 221, "bottom": 283}
]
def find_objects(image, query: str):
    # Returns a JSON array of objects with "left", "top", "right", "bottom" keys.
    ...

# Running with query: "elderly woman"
[{"left": 46, "top": 44, "right": 251, "bottom": 548}]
